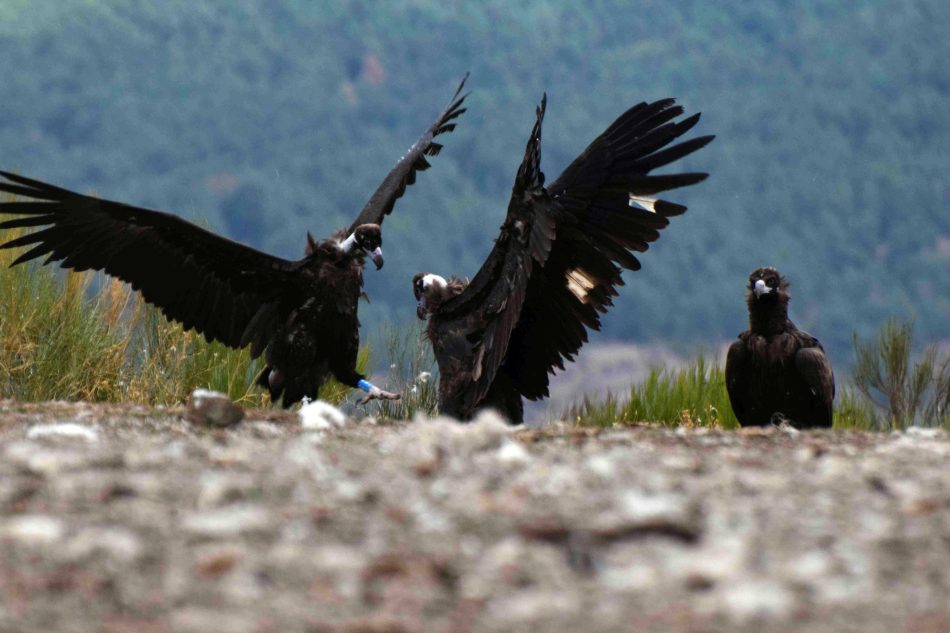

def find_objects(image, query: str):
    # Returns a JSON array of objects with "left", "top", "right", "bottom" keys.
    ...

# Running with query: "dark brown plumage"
[
  {"left": 414, "top": 95, "right": 714, "bottom": 423},
  {"left": 725, "top": 267, "right": 835, "bottom": 428},
  {"left": 0, "top": 76, "right": 468, "bottom": 406}
]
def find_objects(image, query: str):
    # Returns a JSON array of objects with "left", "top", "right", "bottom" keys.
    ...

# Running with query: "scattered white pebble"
[
  {"left": 903, "top": 426, "right": 945, "bottom": 439},
  {"left": 181, "top": 504, "right": 271, "bottom": 537},
  {"left": 620, "top": 491, "right": 688, "bottom": 522},
  {"left": 720, "top": 579, "right": 794, "bottom": 622},
  {"left": 66, "top": 527, "right": 144, "bottom": 563},
  {"left": 298, "top": 399, "right": 347, "bottom": 430},
  {"left": 27, "top": 423, "right": 98, "bottom": 442},
  {"left": 496, "top": 439, "right": 530, "bottom": 465},
  {"left": 586, "top": 454, "right": 616, "bottom": 479},
  {"left": 3, "top": 515, "right": 65, "bottom": 546}
]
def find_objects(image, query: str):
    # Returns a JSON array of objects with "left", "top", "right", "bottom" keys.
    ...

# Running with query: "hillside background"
[{"left": 1, "top": 0, "right": 947, "bottom": 369}]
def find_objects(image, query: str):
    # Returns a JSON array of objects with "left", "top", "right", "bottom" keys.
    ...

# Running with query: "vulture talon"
[{"left": 357, "top": 387, "right": 401, "bottom": 405}]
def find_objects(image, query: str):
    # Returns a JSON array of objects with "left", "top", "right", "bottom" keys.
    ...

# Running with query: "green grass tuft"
[
  {"left": 375, "top": 321, "right": 439, "bottom": 420},
  {"left": 567, "top": 352, "right": 739, "bottom": 429}
]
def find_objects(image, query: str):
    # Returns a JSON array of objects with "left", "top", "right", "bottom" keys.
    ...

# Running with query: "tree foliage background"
[{"left": 1, "top": 0, "right": 947, "bottom": 363}]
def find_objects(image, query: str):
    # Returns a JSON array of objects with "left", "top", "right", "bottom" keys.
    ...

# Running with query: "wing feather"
[
  {"left": 439, "top": 97, "right": 713, "bottom": 406},
  {"left": 0, "top": 171, "right": 302, "bottom": 350},
  {"left": 347, "top": 74, "right": 469, "bottom": 232},
  {"left": 437, "top": 95, "right": 557, "bottom": 410}
]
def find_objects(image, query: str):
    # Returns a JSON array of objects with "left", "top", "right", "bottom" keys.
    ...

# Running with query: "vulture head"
[
  {"left": 747, "top": 266, "right": 789, "bottom": 306},
  {"left": 352, "top": 224, "right": 384, "bottom": 270},
  {"left": 306, "top": 224, "right": 384, "bottom": 269},
  {"left": 413, "top": 273, "right": 465, "bottom": 320}
]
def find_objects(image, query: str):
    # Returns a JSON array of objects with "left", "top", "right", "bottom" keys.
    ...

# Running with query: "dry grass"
[
  {"left": 0, "top": 217, "right": 378, "bottom": 407},
  {"left": 567, "top": 353, "right": 740, "bottom": 429},
  {"left": 0, "top": 221, "right": 267, "bottom": 405}
]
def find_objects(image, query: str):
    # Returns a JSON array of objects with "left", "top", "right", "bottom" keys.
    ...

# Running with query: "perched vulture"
[
  {"left": 413, "top": 95, "right": 714, "bottom": 423},
  {"left": 0, "top": 76, "right": 468, "bottom": 406},
  {"left": 725, "top": 267, "right": 835, "bottom": 428}
]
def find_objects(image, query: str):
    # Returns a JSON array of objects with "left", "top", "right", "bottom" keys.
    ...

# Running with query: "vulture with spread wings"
[
  {"left": 0, "top": 76, "right": 468, "bottom": 406},
  {"left": 414, "top": 95, "right": 713, "bottom": 423}
]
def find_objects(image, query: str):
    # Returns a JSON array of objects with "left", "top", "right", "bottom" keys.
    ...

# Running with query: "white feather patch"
[
  {"left": 629, "top": 194, "right": 658, "bottom": 213},
  {"left": 422, "top": 274, "right": 447, "bottom": 289},
  {"left": 339, "top": 233, "right": 357, "bottom": 253},
  {"left": 566, "top": 268, "right": 596, "bottom": 303}
]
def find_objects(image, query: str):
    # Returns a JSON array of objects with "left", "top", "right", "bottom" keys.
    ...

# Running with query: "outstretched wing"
[
  {"left": 441, "top": 97, "right": 713, "bottom": 407},
  {"left": 347, "top": 74, "right": 468, "bottom": 233},
  {"left": 435, "top": 95, "right": 557, "bottom": 411},
  {"left": 503, "top": 99, "right": 713, "bottom": 399},
  {"left": 0, "top": 171, "right": 303, "bottom": 352}
]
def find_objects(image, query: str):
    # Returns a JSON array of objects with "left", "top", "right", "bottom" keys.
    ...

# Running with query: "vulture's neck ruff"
[
  {"left": 748, "top": 289, "right": 791, "bottom": 335},
  {"left": 339, "top": 233, "right": 358, "bottom": 254}
]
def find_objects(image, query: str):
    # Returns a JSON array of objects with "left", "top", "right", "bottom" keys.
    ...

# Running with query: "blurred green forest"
[{"left": 1, "top": 0, "right": 947, "bottom": 364}]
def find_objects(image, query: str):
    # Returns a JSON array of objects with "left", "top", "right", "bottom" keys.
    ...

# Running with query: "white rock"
[
  {"left": 197, "top": 472, "right": 252, "bottom": 508},
  {"left": 492, "top": 589, "right": 582, "bottom": 625},
  {"left": 620, "top": 490, "right": 688, "bottom": 522},
  {"left": 298, "top": 399, "right": 347, "bottom": 430},
  {"left": 181, "top": 504, "right": 271, "bottom": 537},
  {"left": 720, "top": 579, "right": 794, "bottom": 622},
  {"left": 903, "top": 426, "right": 946, "bottom": 439},
  {"left": 586, "top": 454, "right": 616, "bottom": 479},
  {"left": 601, "top": 564, "right": 658, "bottom": 592},
  {"left": 496, "top": 439, "right": 531, "bottom": 465},
  {"left": 66, "top": 527, "right": 144, "bottom": 563},
  {"left": 3, "top": 515, "right": 65, "bottom": 546},
  {"left": 27, "top": 423, "right": 98, "bottom": 442}
]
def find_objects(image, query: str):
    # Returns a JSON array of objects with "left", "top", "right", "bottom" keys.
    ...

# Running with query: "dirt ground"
[{"left": 0, "top": 399, "right": 948, "bottom": 633}]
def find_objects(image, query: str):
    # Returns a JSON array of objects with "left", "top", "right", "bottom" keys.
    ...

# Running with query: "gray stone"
[{"left": 185, "top": 389, "right": 244, "bottom": 427}]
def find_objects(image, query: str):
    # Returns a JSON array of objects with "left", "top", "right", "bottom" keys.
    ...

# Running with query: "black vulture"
[
  {"left": 0, "top": 76, "right": 468, "bottom": 407},
  {"left": 725, "top": 267, "right": 835, "bottom": 428},
  {"left": 413, "top": 95, "right": 714, "bottom": 423}
]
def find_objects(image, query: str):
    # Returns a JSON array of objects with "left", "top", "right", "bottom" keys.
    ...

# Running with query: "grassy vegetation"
[
  {"left": 566, "top": 353, "right": 739, "bottom": 429},
  {"left": 375, "top": 322, "right": 439, "bottom": 421},
  {"left": 0, "top": 221, "right": 370, "bottom": 408},
  {"left": 848, "top": 320, "right": 949, "bottom": 430},
  {"left": 0, "top": 225, "right": 265, "bottom": 405},
  {"left": 570, "top": 323, "right": 949, "bottom": 431},
  {"left": 3, "top": 212, "right": 946, "bottom": 429}
]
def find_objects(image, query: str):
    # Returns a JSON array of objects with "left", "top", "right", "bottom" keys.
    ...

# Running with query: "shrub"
[{"left": 851, "top": 319, "right": 949, "bottom": 429}]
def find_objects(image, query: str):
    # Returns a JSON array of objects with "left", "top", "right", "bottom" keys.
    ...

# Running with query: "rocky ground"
[{"left": 0, "top": 400, "right": 948, "bottom": 633}]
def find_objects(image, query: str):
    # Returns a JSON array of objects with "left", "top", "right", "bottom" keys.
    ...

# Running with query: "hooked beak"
[
  {"left": 753, "top": 279, "right": 771, "bottom": 298},
  {"left": 366, "top": 246, "right": 383, "bottom": 270}
]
